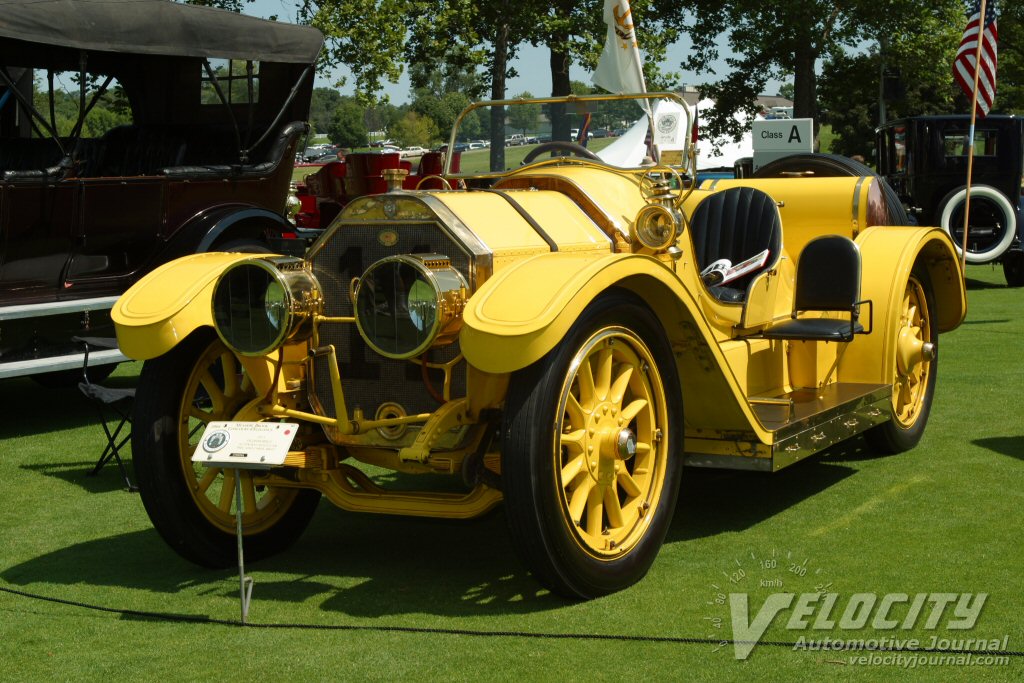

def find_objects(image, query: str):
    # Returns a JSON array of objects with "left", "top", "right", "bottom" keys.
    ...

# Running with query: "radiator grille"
[{"left": 308, "top": 221, "right": 470, "bottom": 426}]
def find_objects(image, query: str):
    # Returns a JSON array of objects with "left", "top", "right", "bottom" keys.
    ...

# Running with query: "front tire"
[
  {"left": 937, "top": 185, "right": 1016, "bottom": 264},
  {"left": 132, "top": 330, "right": 320, "bottom": 567},
  {"left": 502, "top": 291, "right": 682, "bottom": 599},
  {"left": 864, "top": 271, "right": 937, "bottom": 454}
]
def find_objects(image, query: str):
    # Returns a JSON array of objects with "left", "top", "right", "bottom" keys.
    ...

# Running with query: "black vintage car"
[
  {"left": 876, "top": 115, "right": 1024, "bottom": 284},
  {"left": 0, "top": 0, "right": 322, "bottom": 381}
]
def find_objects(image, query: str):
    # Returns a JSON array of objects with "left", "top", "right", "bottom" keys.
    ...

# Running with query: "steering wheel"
[{"left": 522, "top": 141, "right": 602, "bottom": 164}]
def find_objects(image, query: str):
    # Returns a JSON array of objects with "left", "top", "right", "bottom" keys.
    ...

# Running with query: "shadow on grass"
[
  {"left": 19, "top": 460, "right": 134, "bottom": 494},
  {"left": 669, "top": 457, "right": 856, "bottom": 543},
  {"left": 964, "top": 277, "right": 1005, "bottom": 291},
  {"left": 972, "top": 436, "right": 1024, "bottom": 461},
  {"left": 0, "top": 376, "right": 130, "bottom": 438},
  {"left": 0, "top": 502, "right": 562, "bottom": 617}
]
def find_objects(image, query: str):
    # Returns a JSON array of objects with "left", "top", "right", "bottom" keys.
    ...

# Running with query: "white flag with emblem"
[{"left": 593, "top": 0, "right": 647, "bottom": 97}]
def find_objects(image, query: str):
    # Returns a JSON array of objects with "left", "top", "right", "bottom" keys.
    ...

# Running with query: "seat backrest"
[
  {"left": 688, "top": 186, "right": 782, "bottom": 295},
  {"left": 794, "top": 235, "right": 861, "bottom": 312}
]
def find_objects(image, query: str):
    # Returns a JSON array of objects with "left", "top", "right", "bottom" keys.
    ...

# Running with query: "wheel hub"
[{"left": 896, "top": 326, "right": 935, "bottom": 376}]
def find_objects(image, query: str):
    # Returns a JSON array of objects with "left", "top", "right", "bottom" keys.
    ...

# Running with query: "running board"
[
  {"left": 0, "top": 348, "right": 128, "bottom": 379},
  {"left": 685, "top": 382, "right": 891, "bottom": 472}
]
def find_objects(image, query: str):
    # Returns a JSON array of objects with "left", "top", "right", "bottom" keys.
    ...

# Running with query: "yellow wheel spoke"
[
  {"left": 566, "top": 393, "right": 586, "bottom": 427},
  {"left": 197, "top": 467, "right": 220, "bottom": 495},
  {"left": 561, "top": 453, "right": 586, "bottom": 482},
  {"left": 609, "top": 365, "right": 634, "bottom": 404},
  {"left": 577, "top": 358, "right": 596, "bottom": 406},
  {"left": 568, "top": 477, "right": 595, "bottom": 523},
  {"left": 604, "top": 486, "right": 624, "bottom": 529},
  {"left": 635, "top": 442, "right": 651, "bottom": 457},
  {"left": 199, "top": 369, "right": 226, "bottom": 414},
  {"left": 618, "top": 469, "right": 642, "bottom": 498},
  {"left": 218, "top": 469, "right": 236, "bottom": 512},
  {"left": 595, "top": 347, "right": 613, "bottom": 400},
  {"left": 620, "top": 398, "right": 649, "bottom": 423},
  {"left": 586, "top": 484, "right": 604, "bottom": 537},
  {"left": 220, "top": 352, "right": 238, "bottom": 398},
  {"left": 189, "top": 406, "right": 213, "bottom": 422}
]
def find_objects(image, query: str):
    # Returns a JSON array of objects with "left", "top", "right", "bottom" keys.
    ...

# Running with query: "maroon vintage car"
[{"left": 0, "top": 0, "right": 323, "bottom": 381}]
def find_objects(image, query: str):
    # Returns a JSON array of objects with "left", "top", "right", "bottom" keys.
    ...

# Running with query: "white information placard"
[{"left": 191, "top": 421, "right": 299, "bottom": 470}]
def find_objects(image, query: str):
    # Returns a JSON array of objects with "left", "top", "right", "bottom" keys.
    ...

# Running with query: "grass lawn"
[{"left": 1, "top": 265, "right": 1022, "bottom": 681}]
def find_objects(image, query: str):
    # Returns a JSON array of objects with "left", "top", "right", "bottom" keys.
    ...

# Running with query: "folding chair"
[{"left": 74, "top": 336, "right": 138, "bottom": 492}]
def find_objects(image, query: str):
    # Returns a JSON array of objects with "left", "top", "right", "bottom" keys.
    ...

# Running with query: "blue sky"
[{"left": 248, "top": 0, "right": 780, "bottom": 103}]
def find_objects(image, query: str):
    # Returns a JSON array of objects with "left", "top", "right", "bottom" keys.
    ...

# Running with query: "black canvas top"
[{"left": 0, "top": 0, "right": 323, "bottom": 63}]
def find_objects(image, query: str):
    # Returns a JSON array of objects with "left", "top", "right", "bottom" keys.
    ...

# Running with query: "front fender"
[
  {"left": 112, "top": 252, "right": 255, "bottom": 359},
  {"left": 461, "top": 251, "right": 770, "bottom": 437}
]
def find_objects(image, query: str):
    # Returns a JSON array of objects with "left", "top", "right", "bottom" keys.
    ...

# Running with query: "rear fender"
[
  {"left": 840, "top": 226, "right": 966, "bottom": 384},
  {"left": 461, "top": 252, "right": 769, "bottom": 437}
]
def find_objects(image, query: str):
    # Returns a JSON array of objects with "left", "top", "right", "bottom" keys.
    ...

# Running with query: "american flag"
[{"left": 953, "top": 0, "right": 998, "bottom": 117}]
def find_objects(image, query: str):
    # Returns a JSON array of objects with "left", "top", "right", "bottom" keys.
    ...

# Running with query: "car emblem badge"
[
  {"left": 383, "top": 197, "right": 398, "bottom": 219},
  {"left": 378, "top": 228, "right": 399, "bottom": 247}
]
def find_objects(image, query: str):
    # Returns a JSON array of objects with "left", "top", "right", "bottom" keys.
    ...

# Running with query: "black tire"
[
  {"left": 753, "top": 152, "right": 910, "bottom": 226},
  {"left": 214, "top": 238, "right": 273, "bottom": 254},
  {"left": 133, "top": 329, "right": 320, "bottom": 567},
  {"left": 502, "top": 290, "right": 683, "bottom": 599},
  {"left": 936, "top": 185, "right": 1016, "bottom": 264},
  {"left": 1003, "top": 250, "right": 1024, "bottom": 287},
  {"left": 864, "top": 269, "right": 938, "bottom": 454}
]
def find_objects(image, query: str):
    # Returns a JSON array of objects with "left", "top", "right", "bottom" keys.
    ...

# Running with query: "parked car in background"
[
  {"left": 877, "top": 115, "right": 1024, "bottom": 284},
  {"left": 400, "top": 146, "right": 429, "bottom": 158},
  {"left": 0, "top": 0, "right": 322, "bottom": 382}
]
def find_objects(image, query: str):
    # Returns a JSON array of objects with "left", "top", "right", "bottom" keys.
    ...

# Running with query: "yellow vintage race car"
[{"left": 113, "top": 93, "right": 966, "bottom": 599}]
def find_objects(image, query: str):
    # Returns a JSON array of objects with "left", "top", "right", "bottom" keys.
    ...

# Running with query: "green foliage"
[
  {"left": 997, "top": 4, "right": 1024, "bottom": 113},
  {"left": 327, "top": 98, "right": 369, "bottom": 147},
  {"left": 388, "top": 110, "right": 437, "bottom": 147},
  {"left": 507, "top": 91, "right": 540, "bottom": 134},
  {"left": 683, "top": 0, "right": 952, "bottom": 142},
  {"left": 181, "top": 0, "right": 255, "bottom": 11},
  {"left": 31, "top": 77, "right": 131, "bottom": 138},
  {"left": 308, "top": 88, "right": 343, "bottom": 137},
  {"left": 819, "top": 2, "right": 962, "bottom": 160},
  {"left": 299, "top": 0, "right": 408, "bottom": 103}
]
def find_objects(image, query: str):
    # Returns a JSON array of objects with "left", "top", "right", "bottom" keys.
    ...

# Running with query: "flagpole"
[{"left": 960, "top": 0, "right": 989, "bottom": 272}]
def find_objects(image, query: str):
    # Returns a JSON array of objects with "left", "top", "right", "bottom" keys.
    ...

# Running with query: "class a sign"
[{"left": 752, "top": 118, "right": 813, "bottom": 172}]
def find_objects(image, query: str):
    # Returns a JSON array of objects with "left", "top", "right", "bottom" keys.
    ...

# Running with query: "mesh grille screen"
[{"left": 309, "top": 222, "right": 469, "bottom": 420}]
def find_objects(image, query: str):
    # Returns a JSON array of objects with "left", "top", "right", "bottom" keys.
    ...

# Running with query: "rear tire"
[
  {"left": 133, "top": 330, "right": 320, "bottom": 567},
  {"left": 502, "top": 291, "right": 683, "bottom": 599},
  {"left": 864, "top": 270, "right": 937, "bottom": 454},
  {"left": 1003, "top": 250, "right": 1024, "bottom": 287}
]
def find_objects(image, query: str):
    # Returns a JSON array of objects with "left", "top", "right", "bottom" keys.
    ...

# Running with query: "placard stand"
[
  {"left": 233, "top": 470, "right": 254, "bottom": 624},
  {"left": 191, "top": 421, "right": 300, "bottom": 625}
]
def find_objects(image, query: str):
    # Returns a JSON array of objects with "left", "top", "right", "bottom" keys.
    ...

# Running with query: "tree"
[
  {"left": 182, "top": 0, "right": 256, "bottom": 13},
  {"left": 683, "top": 0, "right": 944, "bottom": 141},
  {"left": 390, "top": 111, "right": 438, "bottom": 147},
  {"left": 308, "top": 87, "right": 343, "bottom": 136},
  {"left": 996, "top": 3, "right": 1024, "bottom": 113},
  {"left": 507, "top": 92, "right": 541, "bottom": 135},
  {"left": 818, "top": 1, "right": 968, "bottom": 160},
  {"left": 328, "top": 98, "right": 368, "bottom": 147}
]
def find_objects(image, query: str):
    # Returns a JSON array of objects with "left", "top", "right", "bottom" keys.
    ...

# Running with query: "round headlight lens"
[
  {"left": 213, "top": 257, "right": 322, "bottom": 356},
  {"left": 355, "top": 254, "right": 467, "bottom": 359},
  {"left": 632, "top": 203, "right": 679, "bottom": 251}
]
